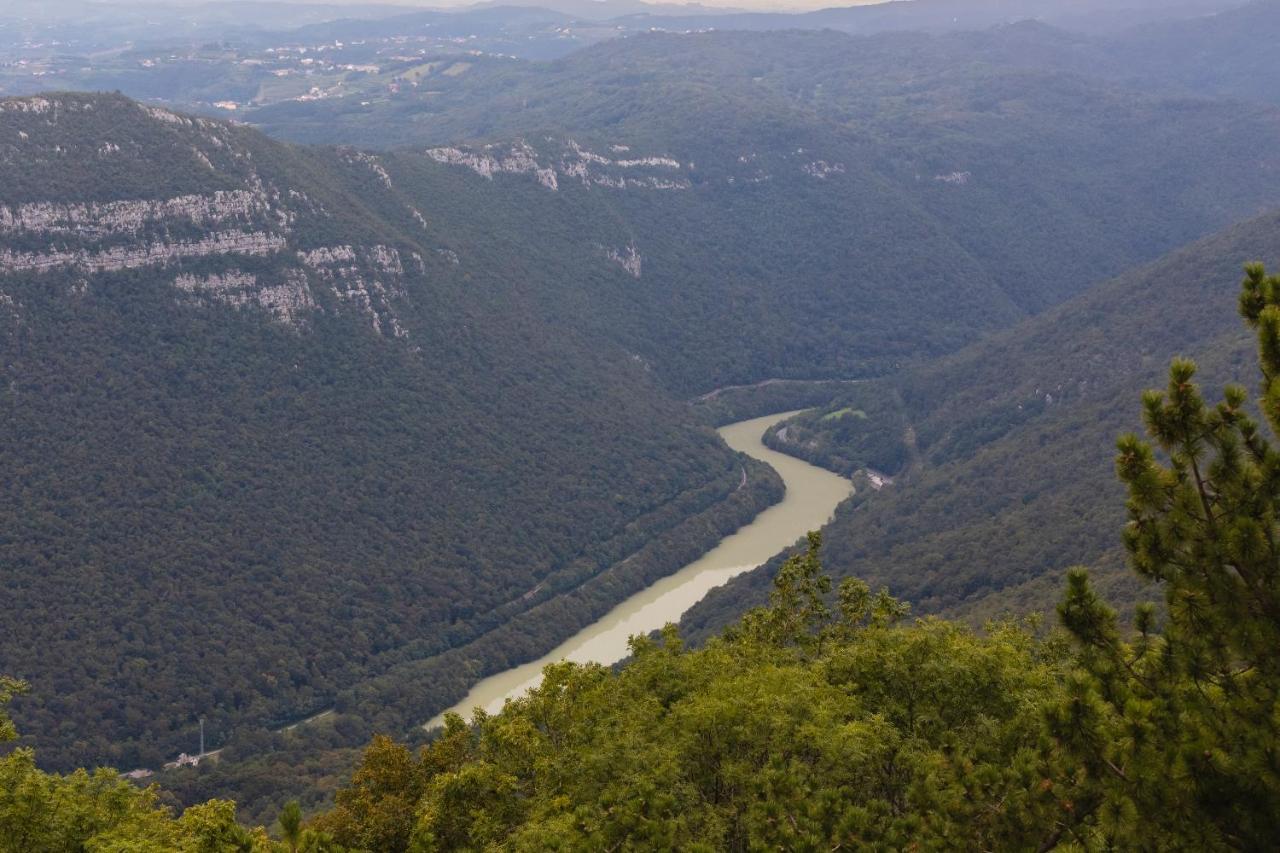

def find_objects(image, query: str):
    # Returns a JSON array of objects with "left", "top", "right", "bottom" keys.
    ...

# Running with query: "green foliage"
[
  {"left": 0, "top": 745, "right": 255, "bottom": 852},
  {"left": 14, "top": 266, "right": 1280, "bottom": 851},
  {"left": 311, "top": 735, "right": 426, "bottom": 852},
  {"left": 0, "top": 94, "right": 776, "bottom": 805},
  {"left": 313, "top": 536, "right": 1071, "bottom": 851},
  {"left": 1046, "top": 264, "right": 1280, "bottom": 849},
  {"left": 738, "top": 531, "right": 832, "bottom": 649},
  {"left": 763, "top": 384, "right": 911, "bottom": 477},
  {"left": 278, "top": 801, "right": 302, "bottom": 853},
  {"left": 0, "top": 676, "right": 25, "bottom": 744},
  {"left": 0, "top": 703, "right": 349, "bottom": 853}
]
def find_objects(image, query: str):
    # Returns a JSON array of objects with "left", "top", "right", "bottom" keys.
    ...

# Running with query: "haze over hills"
[{"left": 3, "top": 0, "right": 1270, "bottom": 100}]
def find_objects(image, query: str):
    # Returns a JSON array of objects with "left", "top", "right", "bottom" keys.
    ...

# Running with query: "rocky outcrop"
[
  {"left": 0, "top": 188, "right": 274, "bottom": 237},
  {"left": 614, "top": 156, "right": 681, "bottom": 169},
  {"left": 0, "top": 230, "right": 288, "bottom": 275},
  {"left": 802, "top": 160, "right": 846, "bottom": 179},
  {"left": 173, "top": 270, "right": 317, "bottom": 328},
  {"left": 0, "top": 97, "right": 64, "bottom": 115},
  {"left": 0, "top": 97, "right": 422, "bottom": 340},
  {"left": 425, "top": 141, "right": 559, "bottom": 190},
  {"left": 605, "top": 244, "right": 642, "bottom": 278},
  {"left": 348, "top": 150, "right": 394, "bottom": 190},
  {"left": 425, "top": 138, "right": 690, "bottom": 192},
  {"left": 300, "top": 244, "right": 410, "bottom": 337}
]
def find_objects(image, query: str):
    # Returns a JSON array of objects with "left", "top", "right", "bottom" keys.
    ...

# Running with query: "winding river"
[{"left": 425, "top": 410, "right": 853, "bottom": 729}]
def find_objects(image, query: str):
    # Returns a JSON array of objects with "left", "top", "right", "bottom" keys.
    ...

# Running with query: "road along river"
[{"left": 425, "top": 410, "right": 853, "bottom": 729}]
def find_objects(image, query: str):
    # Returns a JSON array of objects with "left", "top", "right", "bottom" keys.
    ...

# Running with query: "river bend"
[{"left": 426, "top": 410, "right": 852, "bottom": 728}]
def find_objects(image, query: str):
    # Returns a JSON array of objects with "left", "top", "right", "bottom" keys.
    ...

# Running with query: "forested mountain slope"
[
  {"left": 244, "top": 26, "right": 1280, "bottom": 373},
  {"left": 0, "top": 92, "right": 779, "bottom": 775},
  {"left": 241, "top": 29, "right": 1280, "bottom": 395},
  {"left": 851, "top": 0, "right": 1280, "bottom": 109},
  {"left": 12, "top": 14, "right": 1280, "bottom": 395},
  {"left": 683, "top": 208, "right": 1280, "bottom": 635}
]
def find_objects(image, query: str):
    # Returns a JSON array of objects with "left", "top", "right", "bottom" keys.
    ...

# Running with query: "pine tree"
[
  {"left": 1051, "top": 263, "right": 1280, "bottom": 849},
  {"left": 279, "top": 801, "right": 303, "bottom": 853}
]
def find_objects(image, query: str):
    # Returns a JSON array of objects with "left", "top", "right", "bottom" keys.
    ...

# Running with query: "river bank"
[{"left": 426, "top": 410, "right": 853, "bottom": 728}]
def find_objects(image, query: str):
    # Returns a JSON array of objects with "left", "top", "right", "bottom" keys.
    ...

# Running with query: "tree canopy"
[{"left": 5, "top": 265, "right": 1280, "bottom": 849}]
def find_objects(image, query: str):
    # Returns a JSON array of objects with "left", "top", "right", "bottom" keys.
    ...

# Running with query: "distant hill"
[
  {"left": 0, "top": 92, "right": 779, "bottom": 774},
  {"left": 246, "top": 28, "right": 1280, "bottom": 393},
  {"left": 682, "top": 208, "right": 1280, "bottom": 638},
  {"left": 612, "top": 0, "right": 1246, "bottom": 36}
]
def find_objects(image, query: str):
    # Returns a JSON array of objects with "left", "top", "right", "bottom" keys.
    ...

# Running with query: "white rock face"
[
  {"left": 802, "top": 161, "right": 846, "bottom": 179},
  {"left": 425, "top": 138, "right": 689, "bottom": 192},
  {"left": 173, "top": 270, "right": 317, "bottom": 327},
  {"left": 605, "top": 244, "right": 642, "bottom": 278},
  {"left": 299, "top": 245, "right": 358, "bottom": 267},
  {"left": 350, "top": 151, "right": 394, "bottom": 189},
  {"left": 0, "top": 102, "right": 420, "bottom": 341},
  {"left": 424, "top": 141, "right": 559, "bottom": 190},
  {"left": 300, "top": 244, "right": 410, "bottom": 337},
  {"left": 0, "top": 188, "right": 273, "bottom": 237},
  {"left": 0, "top": 230, "right": 287, "bottom": 274},
  {"left": 567, "top": 139, "right": 611, "bottom": 165},
  {"left": 143, "top": 105, "right": 190, "bottom": 125},
  {"left": 367, "top": 244, "right": 404, "bottom": 276},
  {"left": 191, "top": 147, "right": 215, "bottom": 171},
  {"left": 614, "top": 156, "right": 681, "bottom": 169},
  {"left": 0, "top": 97, "right": 55, "bottom": 114}
]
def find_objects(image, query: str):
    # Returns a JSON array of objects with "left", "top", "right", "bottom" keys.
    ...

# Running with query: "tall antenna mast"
[{"left": 199, "top": 717, "right": 205, "bottom": 757}]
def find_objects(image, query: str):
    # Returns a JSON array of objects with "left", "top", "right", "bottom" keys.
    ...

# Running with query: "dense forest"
[
  {"left": 7, "top": 265, "right": 1280, "bottom": 845},
  {"left": 0, "top": 94, "right": 782, "bottom": 793},
  {"left": 243, "top": 24, "right": 1280, "bottom": 394},
  {"left": 683, "top": 210, "right": 1280, "bottom": 643},
  {"left": 11, "top": 42, "right": 1278, "bottom": 788},
  {"left": 5, "top": 0, "right": 1280, "bottom": 830}
]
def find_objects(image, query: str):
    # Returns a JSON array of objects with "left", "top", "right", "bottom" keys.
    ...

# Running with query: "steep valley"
[
  {"left": 0, "top": 92, "right": 780, "bottom": 778},
  {"left": 682, "top": 208, "right": 1280, "bottom": 640},
  {"left": 6, "top": 2, "right": 1280, "bottom": 831}
]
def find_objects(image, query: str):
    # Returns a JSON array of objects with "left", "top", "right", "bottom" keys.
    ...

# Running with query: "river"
[{"left": 425, "top": 410, "right": 853, "bottom": 729}]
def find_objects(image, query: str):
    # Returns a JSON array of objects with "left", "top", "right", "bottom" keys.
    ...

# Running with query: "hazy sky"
[{"left": 123, "top": 0, "right": 891, "bottom": 12}]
